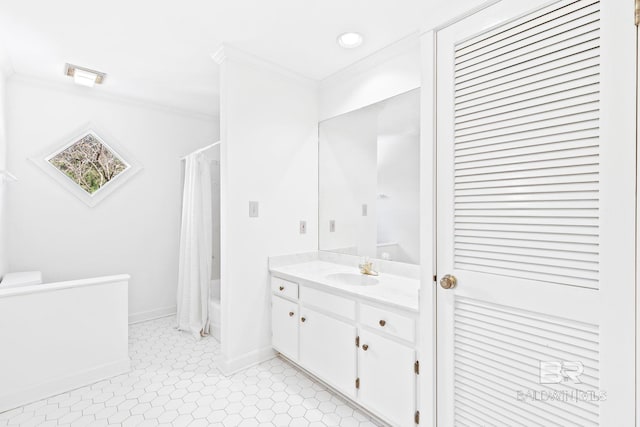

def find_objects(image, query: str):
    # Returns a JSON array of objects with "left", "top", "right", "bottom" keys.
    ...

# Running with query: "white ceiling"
[{"left": 0, "top": 0, "right": 439, "bottom": 117}]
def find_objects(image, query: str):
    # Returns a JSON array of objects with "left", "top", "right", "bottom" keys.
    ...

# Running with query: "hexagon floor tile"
[{"left": 0, "top": 316, "right": 382, "bottom": 427}]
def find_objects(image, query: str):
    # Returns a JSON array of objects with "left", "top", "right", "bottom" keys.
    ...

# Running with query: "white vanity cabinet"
[
  {"left": 358, "top": 330, "right": 416, "bottom": 426},
  {"left": 270, "top": 274, "right": 420, "bottom": 427},
  {"left": 299, "top": 307, "right": 357, "bottom": 398},
  {"left": 271, "top": 296, "right": 299, "bottom": 361}
]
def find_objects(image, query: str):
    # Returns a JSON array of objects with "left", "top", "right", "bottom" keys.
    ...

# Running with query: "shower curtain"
[{"left": 177, "top": 151, "right": 212, "bottom": 339}]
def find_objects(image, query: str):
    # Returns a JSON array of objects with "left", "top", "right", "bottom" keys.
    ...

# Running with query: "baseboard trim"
[
  {"left": 210, "top": 323, "right": 221, "bottom": 341},
  {"left": 128, "top": 306, "right": 176, "bottom": 324},
  {"left": 278, "top": 354, "right": 391, "bottom": 427},
  {"left": 0, "top": 359, "right": 130, "bottom": 413},
  {"left": 214, "top": 346, "right": 276, "bottom": 376}
]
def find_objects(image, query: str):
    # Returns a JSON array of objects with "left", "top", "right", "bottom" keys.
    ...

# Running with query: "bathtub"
[
  {"left": 0, "top": 274, "right": 130, "bottom": 412},
  {"left": 208, "top": 279, "right": 221, "bottom": 341}
]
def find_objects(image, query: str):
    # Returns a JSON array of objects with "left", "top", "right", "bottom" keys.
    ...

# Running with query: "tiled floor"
[{"left": 0, "top": 316, "right": 381, "bottom": 427}]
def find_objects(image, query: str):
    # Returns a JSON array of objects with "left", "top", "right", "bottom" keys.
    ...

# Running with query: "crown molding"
[
  {"left": 8, "top": 73, "right": 219, "bottom": 122},
  {"left": 320, "top": 32, "right": 420, "bottom": 89},
  {"left": 418, "top": 0, "right": 501, "bottom": 34},
  {"left": 211, "top": 44, "right": 318, "bottom": 89}
]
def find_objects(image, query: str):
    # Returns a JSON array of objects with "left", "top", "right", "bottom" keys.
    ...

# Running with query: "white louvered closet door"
[{"left": 436, "top": 1, "right": 636, "bottom": 425}]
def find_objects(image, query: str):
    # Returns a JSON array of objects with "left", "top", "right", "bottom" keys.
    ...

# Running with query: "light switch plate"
[
  {"left": 329, "top": 220, "right": 335, "bottom": 232},
  {"left": 249, "top": 201, "right": 259, "bottom": 218},
  {"left": 362, "top": 204, "right": 368, "bottom": 216},
  {"left": 299, "top": 221, "right": 307, "bottom": 234}
]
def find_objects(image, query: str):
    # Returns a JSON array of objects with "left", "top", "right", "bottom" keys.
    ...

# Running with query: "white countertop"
[{"left": 270, "top": 260, "right": 420, "bottom": 312}]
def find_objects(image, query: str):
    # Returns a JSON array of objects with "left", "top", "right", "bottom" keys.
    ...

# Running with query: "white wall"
[
  {"left": 0, "top": 64, "right": 8, "bottom": 279},
  {"left": 6, "top": 77, "right": 218, "bottom": 322},
  {"left": 421, "top": 0, "right": 499, "bottom": 30},
  {"left": 216, "top": 47, "right": 318, "bottom": 373},
  {"left": 318, "top": 35, "right": 421, "bottom": 121}
]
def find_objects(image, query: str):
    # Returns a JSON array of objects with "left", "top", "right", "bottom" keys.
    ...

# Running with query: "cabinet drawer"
[
  {"left": 300, "top": 286, "right": 356, "bottom": 321},
  {"left": 360, "top": 304, "right": 415, "bottom": 343},
  {"left": 271, "top": 276, "right": 298, "bottom": 300}
]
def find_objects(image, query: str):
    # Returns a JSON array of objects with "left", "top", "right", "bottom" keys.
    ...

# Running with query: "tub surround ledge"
[
  {"left": 0, "top": 275, "right": 130, "bottom": 412},
  {"left": 0, "top": 274, "right": 131, "bottom": 298}
]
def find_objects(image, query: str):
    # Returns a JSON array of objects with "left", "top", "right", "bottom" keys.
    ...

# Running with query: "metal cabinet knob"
[
  {"left": 362, "top": 344, "right": 369, "bottom": 351},
  {"left": 289, "top": 312, "right": 294, "bottom": 317},
  {"left": 440, "top": 274, "right": 457, "bottom": 290},
  {"left": 379, "top": 320, "right": 386, "bottom": 327},
  {"left": 301, "top": 317, "right": 306, "bottom": 323},
  {"left": 279, "top": 286, "right": 285, "bottom": 291}
]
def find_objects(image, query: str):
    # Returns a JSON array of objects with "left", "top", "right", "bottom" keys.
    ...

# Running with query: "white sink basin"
[{"left": 325, "top": 272, "right": 379, "bottom": 286}]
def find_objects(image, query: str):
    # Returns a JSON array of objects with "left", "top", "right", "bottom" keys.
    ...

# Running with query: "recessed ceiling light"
[
  {"left": 337, "top": 32, "right": 363, "bottom": 49},
  {"left": 65, "top": 63, "right": 106, "bottom": 88}
]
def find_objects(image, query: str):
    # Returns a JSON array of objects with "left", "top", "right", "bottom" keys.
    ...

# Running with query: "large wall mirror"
[{"left": 319, "top": 89, "right": 420, "bottom": 264}]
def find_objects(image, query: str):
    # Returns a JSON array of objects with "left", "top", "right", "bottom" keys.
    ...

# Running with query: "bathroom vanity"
[
  {"left": 269, "top": 254, "right": 420, "bottom": 427},
  {"left": 268, "top": 89, "right": 422, "bottom": 426}
]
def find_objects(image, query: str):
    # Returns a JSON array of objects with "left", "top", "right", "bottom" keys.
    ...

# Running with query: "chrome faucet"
[{"left": 359, "top": 258, "right": 379, "bottom": 276}]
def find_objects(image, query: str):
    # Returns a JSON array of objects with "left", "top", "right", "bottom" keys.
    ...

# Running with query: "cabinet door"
[
  {"left": 299, "top": 306, "right": 357, "bottom": 398},
  {"left": 358, "top": 330, "right": 416, "bottom": 426},
  {"left": 272, "top": 296, "right": 298, "bottom": 361}
]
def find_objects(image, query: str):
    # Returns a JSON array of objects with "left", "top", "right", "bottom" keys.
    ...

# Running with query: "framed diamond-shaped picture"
[{"left": 31, "top": 123, "right": 142, "bottom": 207}]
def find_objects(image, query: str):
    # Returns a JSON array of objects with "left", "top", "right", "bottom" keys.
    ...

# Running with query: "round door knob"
[
  {"left": 279, "top": 286, "right": 285, "bottom": 291},
  {"left": 301, "top": 317, "right": 306, "bottom": 323},
  {"left": 289, "top": 312, "right": 294, "bottom": 317},
  {"left": 440, "top": 274, "right": 457, "bottom": 290},
  {"left": 362, "top": 344, "right": 369, "bottom": 351},
  {"left": 379, "top": 320, "right": 386, "bottom": 327}
]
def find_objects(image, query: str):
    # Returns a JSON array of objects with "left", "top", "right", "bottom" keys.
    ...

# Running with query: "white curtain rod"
[{"left": 180, "top": 141, "right": 221, "bottom": 160}]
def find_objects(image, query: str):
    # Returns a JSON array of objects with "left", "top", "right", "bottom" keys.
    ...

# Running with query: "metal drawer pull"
[
  {"left": 279, "top": 286, "right": 285, "bottom": 291},
  {"left": 379, "top": 320, "right": 386, "bottom": 327},
  {"left": 301, "top": 317, "right": 306, "bottom": 323},
  {"left": 289, "top": 312, "right": 294, "bottom": 317},
  {"left": 362, "top": 344, "right": 369, "bottom": 351}
]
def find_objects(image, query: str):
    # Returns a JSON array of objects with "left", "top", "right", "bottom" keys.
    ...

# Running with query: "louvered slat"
[
  {"left": 455, "top": 0, "right": 599, "bottom": 58},
  {"left": 455, "top": 181, "right": 597, "bottom": 195},
  {"left": 455, "top": 8, "right": 599, "bottom": 73},
  {"left": 456, "top": 73, "right": 599, "bottom": 115},
  {"left": 452, "top": 0, "right": 600, "bottom": 291},
  {"left": 455, "top": 138, "right": 598, "bottom": 162},
  {"left": 454, "top": 297, "right": 600, "bottom": 426},
  {"left": 455, "top": 339, "right": 600, "bottom": 386},
  {"left": 456, "top": 86, "right": 600, "bottom": 123},
  {"left": 451, "top": 3, "right": 602, "bottom": 421},
  {"left": 454, "top": 166, "right": 598, "bottom": 184}
]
